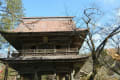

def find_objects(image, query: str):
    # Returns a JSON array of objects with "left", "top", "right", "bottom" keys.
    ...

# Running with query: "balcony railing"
[{"left": 12, "top": 48, "right": 79, "bottom": 57}]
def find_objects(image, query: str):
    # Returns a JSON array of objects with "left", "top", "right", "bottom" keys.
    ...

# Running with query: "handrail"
[
  {"left": 13, "top": 48, "right": 79, "bottom": 53},
  {"left": 12, "top": 48, "right": 79, "bottom": 56}
]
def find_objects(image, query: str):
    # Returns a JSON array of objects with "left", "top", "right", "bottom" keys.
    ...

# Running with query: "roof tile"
[{"left": 12, "top": 17, "right": 84, "bottom": 32}]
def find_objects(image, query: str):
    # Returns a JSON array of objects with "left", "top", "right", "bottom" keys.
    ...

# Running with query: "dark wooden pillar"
[
  {"left": 34, "top": 72, "right": 38, "bottom": 80},
  {"left": 70, "top": 73, "right": 72, "bottom": 80},
  {"left": 20, "top": 76, "right": 24, "bottom": 80},
  {"left": 56, "top": 73, "right": 65, "bottom": 80},
  {"left": 57, "top": 73, "right": 72, "bottom": 80},
  {"left": 38, "top": 74, "right": 41, "bottom": 80},
  {"left": 65, "top": 74, "right": 69, "bottom": 80}
]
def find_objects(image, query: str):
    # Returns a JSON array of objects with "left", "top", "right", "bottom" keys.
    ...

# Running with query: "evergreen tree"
[
  {"left": 1, "top": 0, "right": 24, "bottom": 30},
  {"left": 0, "top": 0, "right": 24, "bottom": 47}
]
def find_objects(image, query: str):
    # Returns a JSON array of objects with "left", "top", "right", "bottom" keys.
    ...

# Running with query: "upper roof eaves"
[{"left": 22, "top": 16, "right": 75, "bottom": 19}]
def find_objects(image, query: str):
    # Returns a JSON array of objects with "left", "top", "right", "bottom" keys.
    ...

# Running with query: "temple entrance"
[
  {"left": 41, "top": 74, "right": 56, "bottom": 80},
  {"left": 0, "top": 16, "right": 89, "bottom": 80},
  {"left": 35, "top": 73, "right": 71, "bottom": 80},
  {"left": 20, "top": 73, "right": 72, "bottom": 80}
]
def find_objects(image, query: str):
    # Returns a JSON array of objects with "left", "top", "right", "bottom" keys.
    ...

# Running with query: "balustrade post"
[
  {"left": 54, "top": 49, "right": 56, "bottom": 55},
  {"left": 44, "top": 49, "right": 46, "bottom": 54},
  {"left": 77, "top": 48, "right": 79, "bottom": 54},
  {"left": 34, "top": 49, "right": 36, "bottom": 56},
  {"left": 68, "top": 44, "right": 70, "bottom": 52},
  {"left": 66, "top": 48, "right": 67, "bottom": 55}
]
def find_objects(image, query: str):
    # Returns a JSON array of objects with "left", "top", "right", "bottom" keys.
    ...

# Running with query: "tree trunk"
[
  {"left": 88, "top": 52, "right": 98, "bottom": 80},
  {"left": 88, "top": 63, "right": 97, "bottom": 80},
  {"left": 4, "top": 64, "right": 8, "bottom": 80}
]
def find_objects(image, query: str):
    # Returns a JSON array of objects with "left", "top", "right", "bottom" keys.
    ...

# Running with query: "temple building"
[{"left": 0, "top": 16, "right": 89, "bottom": 80}]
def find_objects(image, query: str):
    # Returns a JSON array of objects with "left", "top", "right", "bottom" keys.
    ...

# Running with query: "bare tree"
[{"left": 77, "top": 8, "right": 120, "bottom": 80}]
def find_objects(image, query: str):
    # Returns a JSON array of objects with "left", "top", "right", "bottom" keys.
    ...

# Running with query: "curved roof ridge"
[{"left": 22, "top": 16, "right": 75, "bottom": 19}]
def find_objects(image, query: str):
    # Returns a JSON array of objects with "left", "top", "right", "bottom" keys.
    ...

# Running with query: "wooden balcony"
[{"left": 12, "top": 48, "right": 79, "bottom": 57}]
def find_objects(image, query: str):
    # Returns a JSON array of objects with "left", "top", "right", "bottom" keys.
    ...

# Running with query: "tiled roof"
[
  {"left": 22, "top": 16, "right": 74, "bottom": 19},
  {"left": 12, "top": 16, "right": 84, "bottom": 32}
]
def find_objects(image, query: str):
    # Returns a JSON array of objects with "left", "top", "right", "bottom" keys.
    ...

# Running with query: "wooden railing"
[{"left": 12, "top": 48, "right": 79, "bottom": 57}]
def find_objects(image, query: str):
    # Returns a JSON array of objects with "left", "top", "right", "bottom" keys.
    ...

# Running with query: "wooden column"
[
  {"left": 70, "top": 73, "right": 72, "bottom": 80},
  {"left": 57, "top": 74, "right": 65, "bottom": 80},
  {"left": 34, "top": 72, "right": 38, "bottom": 80},
  {"left": 38, "top": 74, "right": 41, "bottom": 80},
  {"left": 65, "top": 74, "right": 69, "bottom": 80},
  {"left": 20, "top": 76, "right": 24, "bottom": 80},
  {"left": 56, "top": 74, "right": 59, "bottom": 80}
]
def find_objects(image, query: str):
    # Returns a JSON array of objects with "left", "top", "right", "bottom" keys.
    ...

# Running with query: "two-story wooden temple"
[{"left": 0, "top": 16, "right": 89, "bottom": 80}]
